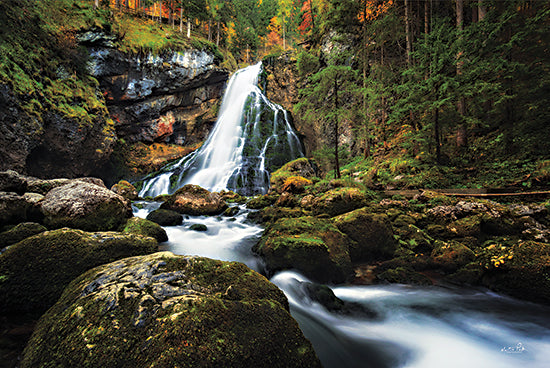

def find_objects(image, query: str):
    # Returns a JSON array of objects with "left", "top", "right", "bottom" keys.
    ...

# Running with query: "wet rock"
[
  {"left": 270, "top": 158, "right": 318, "bottom": 193},
  {"left": 377, "top": 267, "right": 433, "bottom": 286},
  {"left": 222, "top": 206, "right": 240, "bottom": 217},
  {"left": 478, "top": 240, "right": 550, "bottom": 305},
  {"left": 0, "top": 170, "right": 27, "bottom": 194},
  {"left": 41, "top": 182, "right": 132, "bottom": 231},
  {"left": 254, "top": 216, "right": 353, "bottom": 283},
  {"left": 312, "top": 187, "right": 370, "bottom": 217},
  {"left": 145, "top": 208, "right": 183, "bottom": 226},
  {"left": 121, "top": 217, "right": 168, "bottom": 243},
  {"left": 246, "top": 194, "right": 278, "bottom": 209},
  {"left": 333, "top": 208, "right": 397, "bottom": 262},
  {"left": 160, "top": 184, "right": 227, "bottom": 216},
  {"left": 0, "top": 192, "right": 30, "bottom": 225},
  {"left": 430, "top": 240, "right": 476, "bottom": 272},
  {"left": 189, "top": 224, "right": 208, "bottom": 232},
  {"left": 110, "top": 180, "right": 138, "bottom": 200},
  {"left": 0, "top": 228, "right": 157, "bottom": 314},
  {"left": 0, "top": 222, "right": 47, "bottom": 249},
  {"left": 21, "top": 252, "right": 321, "bottom": 367}
]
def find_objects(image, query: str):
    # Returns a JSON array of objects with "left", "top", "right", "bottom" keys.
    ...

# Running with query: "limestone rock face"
[
  {"left": 0, "top": 228, "right": 157, "bottom": 314},
  {"left": 90, "top": 48, "right": 228, "bottom": 146},
  {"left": 41, "top": 181, "right": 132, "bottom": 231},
  {"left": 21, "top": 252, "right": 321, "bottom": 368},
  {"left": 160, "top": 184, "right": 227, "bottom": 216}
]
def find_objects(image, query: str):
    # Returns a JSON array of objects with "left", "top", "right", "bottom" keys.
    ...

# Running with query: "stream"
[
  {"left": 134, "top": 62, "right": 550, "bottom": 367},
  {"left": 134, "top": 203, "right": 550, "bottom": 368}
]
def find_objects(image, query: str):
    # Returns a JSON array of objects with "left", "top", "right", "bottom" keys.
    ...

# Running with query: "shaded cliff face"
[
  {"left": 263, "top": 53, "right": 358, "bottom": 163},
  {"left": 87, "top": 39, "right": 228, "bottom": 147},
  {"left": 0, "top": 28, "right": 228, "bottom": 182}
]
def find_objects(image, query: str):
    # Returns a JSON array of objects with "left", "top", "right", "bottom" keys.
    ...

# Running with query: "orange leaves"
[{"left": 357, "top": 0, "right": 394, "bottom": 23}]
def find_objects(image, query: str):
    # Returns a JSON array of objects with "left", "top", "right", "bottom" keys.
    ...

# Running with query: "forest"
[
  {"left": 1, "top": 1, "right": 550, "bottom": 367},
  {"left": 94, "top": 0, "right": 550, "bottom": 188}
]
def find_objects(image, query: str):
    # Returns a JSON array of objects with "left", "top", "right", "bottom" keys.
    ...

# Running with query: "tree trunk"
[
  {"left": 283, "top": 14, "right": 286, "bottom": 50},
  {"left": 94, "top": 0, "right": 99, "bottom": 9},
  {"left": 216, "top": 21, "right": 220, "bottom": 47},
  {"left": 478, "top": 0, "right": 487, "bottom": 21},
  {"left": 424, "top": 0, "right": 429, "bottom": 34},
  {"left": 208, "top": 19, "right": 212, "bottom": 42},
  {"left": 435, "top": 107, "right": 441, "bottom": 164},
  {"left": 405, "top": 0, "right": 412, "bottom": 64},
  {"left": 456, "top": 0, "right": 467, "bottom": 148},
  {"left": 334, "top": 76, "right": 341, "bottom": 179},
  {"left": 187, "top": 18, "right": 191, "bottom": 38},
  {"left": 180, "top": 7, "right": 183, "bottom": 33}
]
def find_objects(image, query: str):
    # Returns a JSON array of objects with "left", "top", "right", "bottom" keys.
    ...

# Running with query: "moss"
[
  {"left": 0, "top": 228, "right": 157, "bottom": 314},
  {"left": 430, "top": 240, "right": 476, "bottom": 272},
  {"left": 0, "top": 222, "right": 47, "bottom": 249},
  {"left": 333, "top": 208, "right": 397, "bottom": 262},
  {"left": 21, "top": 254, "right": 321, "bottom": 367},
  {"left": 377, "top": 267, "right": 433, "bottom": 286},
  {"left": 270, "top": 158, "right": 317, "bottom": 193},
  {"left": 121, "top": 217, "right": 167, "bottom": 242},
  {"left": 254, "top": 216, "right": 352, "bottom": 283},
  {"left": 280, "top": 176, "right": 312, "bottom": 193},
  {"left": 312, "top": 187, "right": 371, "bottom": 217},
  {"left": 246, "top": 194, "right": 278, "bottom": 210}
]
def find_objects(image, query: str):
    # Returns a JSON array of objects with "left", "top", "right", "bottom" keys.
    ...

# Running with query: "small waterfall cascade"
[{"left": 139, "top": 62, "right": 303, "bottom": 197}]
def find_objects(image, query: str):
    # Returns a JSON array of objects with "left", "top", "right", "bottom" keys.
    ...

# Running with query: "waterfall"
[{"left": 139, "top": 62, "right": 303, "bottom": 197}]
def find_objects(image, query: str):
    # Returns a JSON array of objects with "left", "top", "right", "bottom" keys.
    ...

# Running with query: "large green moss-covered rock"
[
  {"left": 430, "top": 240, "right": 476, "bottom": 272},
  {"left": 478, "top": 240, "right": 550, "bottom": 305},
  {"left": 0, "top": 222, "right": 47, "bottom": 249},
  {"left": 160, "top": 184, "right": 227, "bottom": 216},
  {"left": 40, "top": 181, "right": 132, "bottom": 231},
  {"left": 111, "top": 180, "right": 138, "bottom": 200},
  {"left": 333, "top": 208, "right": 397, "bottom": 262},
  {"left": 311, "top": 187, "right": 370, "bottom": 217},
  {"left": 270, "top": 158, "right": 318, "bottom": 193},
  {"left": 121, "top": 217, "right": 168, "bottom": 243},
  {"left": 21, "top": 252, "right": 321, "bottom": 368},
  {"left": 253, "top": 216, "right": 353, "bottom": 283},
  {"left": 0, "top": 228, "right": 157, "bottom": 314}
]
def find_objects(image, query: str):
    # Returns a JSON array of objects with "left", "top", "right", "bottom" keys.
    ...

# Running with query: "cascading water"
[
  {"left": 134, "top": 63, "right": 550, "bottom": 368},
  {"left": 139, "top": 62, "right": 303, "bottom": 197}
]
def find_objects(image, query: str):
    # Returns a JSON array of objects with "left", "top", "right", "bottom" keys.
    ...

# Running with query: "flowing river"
[{"left": 135, "top": 63, "right": 550, "bottom": 367}]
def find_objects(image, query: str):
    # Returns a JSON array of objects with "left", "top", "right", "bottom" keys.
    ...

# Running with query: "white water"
[
  {"left": 139, "top": 62, "right": 303, "bottom": 197},
  {"left": 134, "top": 202, "right": 550, "bottom": 368},
  {"left": 134, "top": 63, "right": 550, "bottom": 368}
]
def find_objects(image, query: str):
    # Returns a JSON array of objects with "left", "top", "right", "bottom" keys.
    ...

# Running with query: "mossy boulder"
[
  {"left": 111, "top": 180, "right": 138, "bottom": 200},
  {"left": 247, "top": 206, "right": 307, "bottom": 224},
  {"left": 333, "top": 208, "right": 397, "bottom": 262},
  {"left": 478, "top": 240, "right": 550, "bottom": 305},
  {"left": 40, "top": 182, "right": 132, "bottom": 231},
  {"left": 253, "top": 216, "right": 353, "bottom": 283},
  {"left": 189, "top": 223, "right": 208, "bottom": 232},
  {"left": 121, "top": 217, "right": 168, "bottom": 243},
  {"left": 377, "top": 267, "right": 433, "bottom": 286},
  {"left": 20, "top": 252, "right": 321, "bottom": 368},
  {"left": 0, "top": 192, "right": 32, "bottom": 225},
  {"left": 145, "top": 208, "right": 183, "bottom": 226},
  {"left": 26, "top": 177, "right": 107, "bottom": 195},
  {"left": 281, "top": 176, "right": 312, "bottom": 194},
  {"left": 446, "top": 215, "right": 483, "bottom": 238},
  {"left": 270, "top": 158, "right": 318, "bottom": 193},
  {"left": 223, "top": 206, "right": 240, "bottom": 217},
  {"left": 0, "top": 228, "right": 157, "bottom": 314},
  {"left": 0, "top": 222, "right": 47, "bottom": 249},
  {"left": 160, "top": 184, "right": 227, "bottom": 216},
  {"left": 0, "top": 170, "right": 27, "bottom": 194},
  {"left": 430, "top": 240, "right": 476, "bottom": 272},
  {"left": 246, "top": 194, "right": 278, "bottom": 210},
  {"left": 312, "top": 187, "right": 370, "bottom": 217}
]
